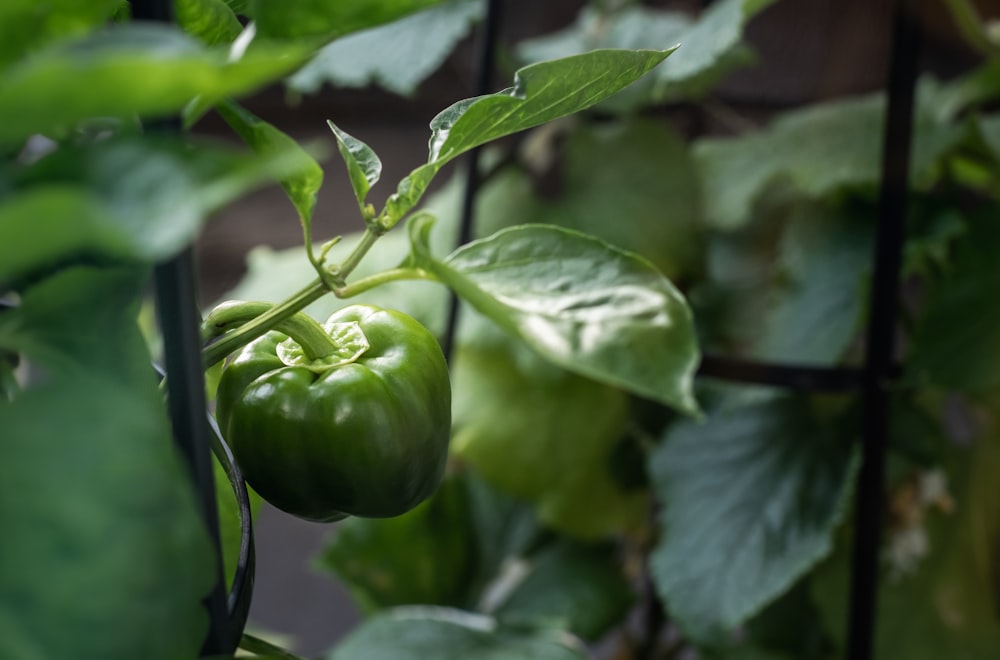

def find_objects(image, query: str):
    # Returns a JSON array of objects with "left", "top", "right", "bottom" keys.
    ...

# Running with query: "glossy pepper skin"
[{"left": 215, "top": 305, "right": 451, "bottom": 522}]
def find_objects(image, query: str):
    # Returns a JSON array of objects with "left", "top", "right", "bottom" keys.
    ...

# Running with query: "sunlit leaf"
[
  {"left": 411, "top": 218, "right": 700, "bottom": 413},
  {"left": 327, "top": 122, "right": 382, "bottom": 214},
  {"left": 382, "top": 48, "right": 675, "bottom": 224}
]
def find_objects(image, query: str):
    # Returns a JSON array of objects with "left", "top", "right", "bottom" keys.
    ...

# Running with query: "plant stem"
[
  {"left": 334, "top": 267, "right": 437, "bottom": 298},
  {"left": 200, "top": 226, "right": 406, "bottom": 366},
  {"left": 334, "top": 225, "right": 382, "bottom": 283},
  {"left": 202, "top": 278, "right": 327, "bottom": 367}
]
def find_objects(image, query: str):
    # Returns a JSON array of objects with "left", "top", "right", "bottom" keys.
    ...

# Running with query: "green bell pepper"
[{"left": 214, "top": 304, "right": 451, "bottom": 522}]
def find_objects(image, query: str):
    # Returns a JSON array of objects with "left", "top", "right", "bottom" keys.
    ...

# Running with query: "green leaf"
[
  {"left": 749, "top": 204, "right": 873, "bottom": 365},
  {"left": 494, "top": 543, "right": 634, "bottom": 641},
  {"left": 327, "top": 122, "right": 382, "bottom": 215},
  {"left": 253, "top": 0, "right": 445, "bottom": 40},
  {"left": 412, "top": 219, "right": 700, "bottom": 413},
  {"left": 0, "top": 23, "right": 311, "bottom": 146},
  {"left": 648, "top": 396, "right": 859, "bottom": 642},
  {"left": 907, "top": 211, "right": 1000, "bottom": 396},
  {"left": 316, "top": 471, "right": 544, "bottom": 617},
  {"left": 0, "top": 267, "right": 153, "bottom": 379},
  {"left": 174, "top": 0, "right": 243, "bottom": 45},
  {"left": 216, "top": 99, "right": 324, "bottom": 225},
  {"left": 695, "top": 84, "right": 963, "bottom": 230},
  {"left": 0, "top": 0, "right": 122, "bottom": 70},
  {"left": 318, "top": 475, "right": 475, "bottom": 613},
  {"left": 382, "top": 48, "right": 675, "bottom": 224},
  {"left": 516, "top": 0, "right": 772, "bottom": 108},
  {"left": 470, "top": 119, "right": 702, "bottom": 280},
  {"left": 325, "top": 607, "right": 587, "bottom": 660},
  {"left": 0, "top": 136, "right": 300, "bottom": 285},
  {"left": 451, "top": 339, "right": 641, "bottom": 538},
  {"left": 0, "top": 268, "right": 215, "bottom": 659},
  {"left": 811, "top": 430, "right": 1000, "bottom": 658},
  {"left": 654, "top": 0, "right": 776, "bottom": 89},
  {"left": 290, "top": 0, "right": 482, "bottom": 96}
]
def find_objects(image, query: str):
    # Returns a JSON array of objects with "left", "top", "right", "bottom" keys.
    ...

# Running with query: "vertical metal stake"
[
  {"left": 442, "top": 0, "right": 504, "bottom": 361},
  {"left": 847, "top": 1, "right": 922, "bottom": 658},
  {"left": 154, "top": 249, "right": 231, "bottom": 655}
]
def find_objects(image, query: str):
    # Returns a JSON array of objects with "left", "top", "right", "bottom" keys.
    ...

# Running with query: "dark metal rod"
[
  {"left": 697, "top": 355, "right": 868, "bottom": 392},
  {"left": 442, "top": 0, "right": 503, "bottom": 361},
  {"left": 847, "top": 1, "right": 922, "bottom": 658},
  {"left": 154, "top": 250, "right": 231, "bottom": 655}
]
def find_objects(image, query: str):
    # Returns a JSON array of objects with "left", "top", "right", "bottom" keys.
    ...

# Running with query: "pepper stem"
[{"left": 201, "top": 301, "right": 340, "bottom": 362}]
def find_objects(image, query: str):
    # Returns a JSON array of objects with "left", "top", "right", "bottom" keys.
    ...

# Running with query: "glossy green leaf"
[
  {"left": 907, "top": 212, "right": 1000, "bottom": 396},
  {"left": 216, "top": 100, "right": 324, "bottom": 226},
  {"left": 0, "top": 136, "right": 303, "bottom": 285},
  {"left": 318, "top": 476, "right": 475, "bottom": 613},
  {"left": 750, "top": 204, "right": 873, "bottom": 365},
  {"left": 451, "top": 339, "right": 642, "bottom": 538},
  {"left": 695, "top": 85, "right": 963, "bottom": 230},
  {"left": 494, "top": 543, "right": 634, "bottom": 641},
  {"left": 648, "top": 396, "right": 859, "bottom": 642},
  {"left": 327, "top": 122, "right": 382, "bottom": 214},
  {"left": 0, "top": 268, "right": 215, "bottom": 659},
  {"left": 0, "top": 0, "right": 122, "bottom": 70},
  {"left": 382, "top": 48, "right": 675, "bottom": 224},
  {"left": 253, "top": 0, "right": 444, "bottom": 40},
  {"left": 325, "top": 607, "right": 587, "bottom": 660},
  {"left": 412, "top": 218, "right": 700, "bottom": 413},
  {"left": 291, "top": 0, "right": 482, "bottom": 96},
  {"left": 0, "top": 23, "right": 310, "bottom": 146},
  {"left": 175, "top": 0, "right": 243, "bottom": 45},
  {"left": 812, "top": 429, "right": 1000, "bottom": 658}
]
